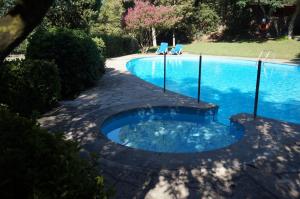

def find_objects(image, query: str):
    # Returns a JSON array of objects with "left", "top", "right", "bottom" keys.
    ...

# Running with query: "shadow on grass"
[
  {"left": 290, "top": 52, "right": 300, "bottom": 64},
  {"left": 212, "top": 35, "right": 291, "bottom": 44},
  {"left": 209, "top": 32, "right": 291, "bottom": 44},
  {"left": 214, "top": 37, "right": 269, "bottom": 43}
]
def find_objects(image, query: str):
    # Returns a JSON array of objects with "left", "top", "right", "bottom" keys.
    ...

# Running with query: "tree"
[
  {"left": 194, "top": 3, "right": 220, "bottom": 37},
  {"left": 288, "top": 0, "right": 300, "bottom": 38},
  {"left": 154, "top": 0, "right": 222, "bottom": 43},
  {"left": 124, "top": 0, "right": 180, "bottom": 51},
  {"left": 154, "top": 0, "right": 193, "bottom": 45},
  {"left": 237, "top": 0, "right": 296, "bottom": 20},
  {"left": 45, "top": 0, "right": 102, "bottom": 30},
  {"left": 0, "top": 0, "right": 54, "bottom": 62},
  {"left": 237, "top": 0, "right": 298, "bottom": 37},
  {"left": 92, "top": 0, "right": 125, "bottom": 35}
]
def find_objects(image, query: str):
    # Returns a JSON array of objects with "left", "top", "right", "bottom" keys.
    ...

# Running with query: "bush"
[
  {"left": 0, "top": 107, "right": 111, "bottom": 199},
  {"left": 92, "top": 36, "right": 107, "bottom": 56},
  {"left": 26, "top": 28, "right": 105, "bottom": 99},
  {"left": 94, "top": 34, "right": 139, "bottom": 58},
  {"left": 0, "top": 59, "right": 61, "bottom": 117}
]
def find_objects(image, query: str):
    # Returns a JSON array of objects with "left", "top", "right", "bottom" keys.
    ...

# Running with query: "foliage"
[
  {"left": 232, "top": 0, "right": 298, "bottom": 38},
  {"left": 92, "top": 36, "right": 107, "bottom": 56},
  {"left": 45, "top": 0, "right": 102, "bottom": 30},
  {"left": 193, "top": 4, "right": 220, "bottom": 37},
  {"left": 91, "top": 0, "right": 125, "bottom": 35},
  {"left": 26, "top": 28, "right": 105, "bottom": 99},
  {"left": 124, "top": 0, "right": 180, "bottom": 50},
  {"left": 0, "top": 59, "right": 61, "bottom": 117},
  {"left": 12, "top": 39, "right": 28, "bottom": 54},
  {"left": 0, "top": 0, "right": 14, "bottom": 16},
  {"left": 154, "top": 0, "right": 299, "bottom": 40},
  {"left": 125, "top": 0, "right": 179, "bottom": 30},
  {"left": 171, "top": 0, "right": 198, "bottom": 42},
  {"left": 223, "top": 5, "right": 254, "bottom": 39},
  {"left": 154, "top": 0, "right": 215, "bottom": 42},
  {"left": 237, "top": 0, "right": 295, "bottom": 8},
  {"left": 91, "top": 32, "right": 139, "bottom": 58},
  {"left": 94, "top": 34, "right": 139, "bottom": 57},
  {"left": 0, "top": 107, "right": 111, "bottom": 199}
]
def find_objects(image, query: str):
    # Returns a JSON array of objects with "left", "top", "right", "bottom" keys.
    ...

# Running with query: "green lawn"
[{"left": 184, "top": 39, "right": 300, "bottom": 60}]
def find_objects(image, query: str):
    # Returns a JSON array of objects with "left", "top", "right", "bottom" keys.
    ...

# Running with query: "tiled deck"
[{"left": 39, "top": 54, "right": 300, "bottom": 199}]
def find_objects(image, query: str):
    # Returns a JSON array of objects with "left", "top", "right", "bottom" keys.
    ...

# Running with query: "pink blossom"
[{"left": 124, "top": 0, "right": 180, "bottom": 30}]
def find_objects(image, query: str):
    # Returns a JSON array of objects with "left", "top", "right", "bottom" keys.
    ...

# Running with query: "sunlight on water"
[
  {"left": 127, "top": 56, "right": 300, "bottom": 124},
  {"left": 101, "top": 107, "right": 244, "bottom": 153}
]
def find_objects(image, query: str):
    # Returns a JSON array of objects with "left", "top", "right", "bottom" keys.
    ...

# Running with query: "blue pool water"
[
  {"left": 127, "top": 56, "right": 300, "bottom": 125},
  {"left": 101, "top": 107, "right": 244, "bottom": 153}
]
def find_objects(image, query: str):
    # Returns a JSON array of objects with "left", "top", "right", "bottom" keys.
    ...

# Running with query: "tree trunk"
[
  {"left": 172, "top": 30, "right": 176, "bottom": 47},
  {"left": 0, "top": 0, "right": 54, "bottom": 62},
  {"left": 151, "top": 27, "right": 157, "bottom": 47},
  {"left": 259, "top": 4, "right": 266, "bottom": 18},
  {"left": 273, "top": 17, "right": 279, "bottom": 37},
  {"left": 288, "top": 0, "right": 300, "bottom": 39}
]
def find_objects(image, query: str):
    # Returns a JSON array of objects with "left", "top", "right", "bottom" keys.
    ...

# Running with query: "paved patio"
[{"left": 39, "top": 54, "right": 300, "bottom": 199}]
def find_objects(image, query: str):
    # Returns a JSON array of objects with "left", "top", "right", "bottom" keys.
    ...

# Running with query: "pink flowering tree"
[{"left": 124, "top": 0, "right": 180, "bottom": 52}]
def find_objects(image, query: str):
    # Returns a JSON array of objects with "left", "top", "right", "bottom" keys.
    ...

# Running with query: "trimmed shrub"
[
  {"left": 26, "top": 28, "right": 105, "bottom": 99},
  {"left": 0, "top": 107, "right": 111, "bottom": 199},
  {"left": 94, "top": 34, "right": 139, "bottom": 58},
  {"left": 0, "top": 59, "right": 61, "bottom": 117}
]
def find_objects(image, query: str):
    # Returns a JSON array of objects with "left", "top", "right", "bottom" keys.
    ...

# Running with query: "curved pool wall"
[
  {"left": 101, "top": 106, "right": 244, "bottom": 153},
  {"left": 127, "top": 56, "right": 300, "bottom": 125}
]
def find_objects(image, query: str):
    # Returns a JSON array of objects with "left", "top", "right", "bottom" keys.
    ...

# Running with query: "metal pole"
[
  {"left": 197, "top": 55, "right": 202, "bottom": 103},
  {"left": 163, "top": 53, "right": 166, "bottom": 92},
  {"left": 254, "top": 60, "right": 262, "bottom": 119}
]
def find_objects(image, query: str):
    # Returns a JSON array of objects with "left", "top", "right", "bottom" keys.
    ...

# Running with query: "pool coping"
[
  {"left": 55, "top": 54, "right": 300, "bottom": 170},
  {"left": 77, "top": 101, "right": 277, "bottom": 170},
  {"left": 184, "top": 53, "right": 300, "bottom": 66},
  {"left": 136, "top": 53, "right": 300, "bottom": 66},
  {"left": 39, "top": 54, "right": 300, "bottom": 198},
  {"left": 81, "top": 54, "right": 299, "bottom": 171}
]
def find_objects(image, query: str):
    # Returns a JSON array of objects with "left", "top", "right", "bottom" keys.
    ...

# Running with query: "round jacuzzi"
[{"left": 100, "top": 106, "right": 244, "bottom": 153}]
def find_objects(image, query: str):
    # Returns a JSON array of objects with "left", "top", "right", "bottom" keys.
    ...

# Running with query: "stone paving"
[{"left": 39, "top": 54, "right": 300, "bottom": 199}]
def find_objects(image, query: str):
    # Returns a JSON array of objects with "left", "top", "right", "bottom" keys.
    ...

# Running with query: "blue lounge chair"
[
  {"left": 156, "top": 42, "right": 168, "bottom": 54},
  {"left": 170, "top": 44, "right": 183, "bottom": 55}
]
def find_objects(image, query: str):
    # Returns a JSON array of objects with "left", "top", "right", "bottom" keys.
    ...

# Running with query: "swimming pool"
[
  {"left": 101, "top": 106, "right": 244, "bottom": 153},
  {"left": 127, "top": 56, "right": 300, "bottom": 125}
]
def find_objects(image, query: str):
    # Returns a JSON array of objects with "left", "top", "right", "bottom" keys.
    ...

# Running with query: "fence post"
[
  {"left": 163, "top": 53, "right": 166, "bottom": 92},
  {"left": 197, "top": 55, "right": 202, "bottom": 103},
  {"left": 254, "top": 60, "right": 262, "bottom": 119}
]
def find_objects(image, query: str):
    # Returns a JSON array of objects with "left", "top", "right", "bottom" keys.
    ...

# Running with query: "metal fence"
[{"left": 162, "top": 54, "right": 263, "bottom": 119}]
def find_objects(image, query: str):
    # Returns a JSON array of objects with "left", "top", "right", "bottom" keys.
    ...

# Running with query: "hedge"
[
  {"left": 0, "top": 59, "right": 61, "bottom": 117},
  {"left": 27, "top": 28, "right": 105, "bottom": 99},
  {"left": 0, "top": 107, "right": 111, "bottom": 199}
]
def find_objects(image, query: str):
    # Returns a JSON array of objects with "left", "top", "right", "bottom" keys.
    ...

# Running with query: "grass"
[{"left": 184, "top": 39, "right": 300, "bottom": 60}]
